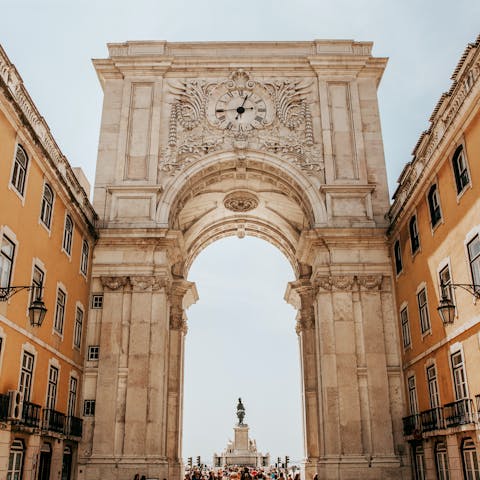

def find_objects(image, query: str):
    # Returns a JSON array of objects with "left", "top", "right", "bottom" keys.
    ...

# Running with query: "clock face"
[{"left": 209, "top": 87, "right": 272, "bottom": 132}]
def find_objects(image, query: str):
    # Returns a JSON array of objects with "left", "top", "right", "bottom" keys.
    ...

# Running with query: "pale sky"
[{"left": 1, "top": 0, "right": 479, "bottom": 465}]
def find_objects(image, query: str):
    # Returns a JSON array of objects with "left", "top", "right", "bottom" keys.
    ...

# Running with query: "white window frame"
[
  {"left": 53, "top": 284, "right": 67, "bottom": 337},
  {"left": 426, "top": 183, "right": 442, "bottom": 230},
  {"left": 80, "top": 239, "right": 89, "bottom": 277},
  {"left": 73, "top": 304, "right": 84, "bottom": 350},
  {"left": 91, "top": 294, "right": 103, "bottom": 309},
  {"left": 7, "top": 439, "right": 24, "bottom": 480},
  {"left": 45, "top": 364, "right": 59, "bottom": 411},
  {"left": 400, "top": 303, "right": 411, "bottom": 349},
  {"left": 62, "top": 213, "right": 74, "bottom": 257},
  {"left": 0, "top": 234, "right": 16, "bottom": 290},
  {"left": 451, "top": 143, "right": 471, "bottom": 198},
  {"left": 426, "top": 363, "right": 440, "bottom": 408},
  {"left": 87, "top": 345, "right": 100, "bottom": 361},
  {"left": 408, "top": 375, "right": 418, "bottom": 415},
  {"left": 67, "top": 374, "right": 78, "bottom": 417},
  {"left": 18, "top": 348, "right": 35, "bottom": 403},
  {"left": 9, "top": 143, "right": 29, "bottom": 201},
  {"left": 451, "top": 350, "right": 468, "bottom": 400},
  {"left": 417, "top": 284, "right": 431, "bottom": 335},
  {"left": 435, "top": 442, "right": 449, "bottom": 480},
  {"left": 39, "top": 182, "right": 55, "bottom": 231}
]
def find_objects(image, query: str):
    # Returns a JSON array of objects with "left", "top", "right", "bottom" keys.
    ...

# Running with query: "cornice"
[
  {"left": 388, "top": 35, "right": 480, "bottom": 233},
  {"left": 0, "top": 44, "right": 97, "bottom": 234}
]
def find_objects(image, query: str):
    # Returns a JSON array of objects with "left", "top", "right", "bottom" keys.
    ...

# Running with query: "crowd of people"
[{"left": 185, "top": 466, "right": 301, "bottom": 480}]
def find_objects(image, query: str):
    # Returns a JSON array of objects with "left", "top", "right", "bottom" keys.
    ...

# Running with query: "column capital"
[
  {"left": 168, "top": 279, "right": 197, "bottom": 333},
  {"left": 130, "top": 275, "right": 170, "bottom": 292},
  {"left": 100, "top": 275, "right": 130, "bottom": 291},
  {"left": 287, "top": 279, "right": 316, "bottom": 334}
]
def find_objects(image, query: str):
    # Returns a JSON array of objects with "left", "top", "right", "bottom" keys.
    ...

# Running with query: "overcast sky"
[{"left": 2, "top": 0, "right": 479, "bottom": 465}]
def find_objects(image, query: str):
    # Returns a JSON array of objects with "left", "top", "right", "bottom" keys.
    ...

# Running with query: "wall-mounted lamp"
[
  {"left": 0, "top": 285, "right": 47, "bottom": 327},
  {"left": 437, "top": 280, "right": 480, "bottom": 325}
]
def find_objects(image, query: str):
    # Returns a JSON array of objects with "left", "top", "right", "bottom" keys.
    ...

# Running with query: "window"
[
  {"left": 417, "top": 288, "right": 430, "bottom": 334},
  {"left": 468, "top": 235, "right": 480, "bottom": 294},
  {"left": 435, "top": 442, "right": 450, "bottom": 480},
  {"left": 19, "top": 351, "right": 34, "bottom": 402},
  {"left": 10, "top": 145, "right": 28, "bottom": 196},
  {"left": 40, "top": 184, "right": 54, "bottom": 228},
  {"left": 62, "top": 215, "right": 73, "bottom": 255},
  {"left": 408, "top": 375, "right": 418, "bottom": 415},
  {"left": 451, "top": 351, "right": 468, "bottom": 400},
  {"left": 394, "top": 240, "right": 402, "bottom": 274},
  {"left": 462, "top": 438, "right": 480, "bottom": 480},
  {"left": 400, "top": 307, "right": 411, "bottom": 348},
  {"left": 0, "top": 236, "right": 15, "bottom": 289},
  {"left": 30, "top": 265, "right": 44, "bottom": 305},
  {"left": 409, "top": 216, "right": 420, "bottom": 254},
  {"left": 427, "top": 185, "right": 442, "bottom": 227},
  {"left": 87, "top": 345, "right": 99, "bottom": 361},
  {"left": 83, "top": 400, "right": 95, "bottom": 416},
  {"left": 46, "top": 366, "right": 58, "bottom": 410},
  {"left": 452, "top": 145, "right": 470, "bottom": 194},
  {"left": 67, "top": 377, "right": 77, "bottom": 417},
  {"left": 91, "top": 294, "right": 103, "bottom": 309},
  {"left": 7, "top": 440, "right": 24, "bottom": 480},
  {"left": 54, "top": 289, "right": 66, "bottom": 334},
  {"left": 73, "top": 307, "right": 83, "bottom": 349},
  {"left": 413, "top": 443, "right": 426, "bottom": 480},
  {"left": 439, "top": 265, "right": 453, "bottom": 302},
  {"left": 80, "top": 240, "right": 89, "bottom": 276},
  {"left": 427, "top": 365, "right": 440, "bottom": 408}
]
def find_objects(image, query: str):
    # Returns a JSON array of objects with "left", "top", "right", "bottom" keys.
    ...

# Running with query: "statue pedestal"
[{"left": 234, "top": 424, "right": 249, "bottom": 451}]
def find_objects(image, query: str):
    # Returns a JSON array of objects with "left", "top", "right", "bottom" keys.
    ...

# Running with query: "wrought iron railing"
[
  {"left": 22, "top": 401, "right": 41, "bottom": 428},
  {"left": 402, "top": 414, "right": 421, "bottom": 436},
  {"left": 420, "top": 407, "right": 444, "bottom": 432},
  {"left": 42, "top": 408, "right": 65, "bottom": 433},
  {"left": 444, "top": 399, "right": 474, "bottom": 427},
  {"left": 65, "top": 415, "right": 83, "bottom": 437},
  {"left": 0, "top": 393, "right": 9, "bottom": 421}
]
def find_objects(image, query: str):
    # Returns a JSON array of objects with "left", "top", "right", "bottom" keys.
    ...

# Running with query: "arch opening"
[{"left": 183, "top": 236, "right": 303, "bottom": 466}]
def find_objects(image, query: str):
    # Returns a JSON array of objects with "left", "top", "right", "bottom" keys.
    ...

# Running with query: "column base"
[
  {"left": 303, "top": 454, "right": 409, "bottom": 480},
  {"left": 78, "top": 456, "right": 179, "bottom": 480}
]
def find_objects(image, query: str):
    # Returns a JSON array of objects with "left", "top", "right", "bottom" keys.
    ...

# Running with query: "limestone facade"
[{"left": 80, "top": 40, "right": 408, "bottom": 480}]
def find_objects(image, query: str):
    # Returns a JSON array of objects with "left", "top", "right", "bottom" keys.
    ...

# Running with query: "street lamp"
[
  {"left": 437, "top": 280, "right": 480, "bottom": 326},
  {"left": 0, "top": 284, "right": 47, "bottom": 327}
]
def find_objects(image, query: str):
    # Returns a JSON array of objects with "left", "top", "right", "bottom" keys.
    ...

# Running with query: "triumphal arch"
[{"left": 80, "top": 40, "right": 407, "bottom": 480}]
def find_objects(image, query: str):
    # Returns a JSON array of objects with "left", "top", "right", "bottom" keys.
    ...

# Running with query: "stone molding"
[
  {"left": 100, "top": 275, "right": 171, "bottom": 292},
  {"left": 314, "top": 274, "right": 384, "bottom": 292},
  {"left": 223, "top": 191, "right": 259, "bottom": 212}
]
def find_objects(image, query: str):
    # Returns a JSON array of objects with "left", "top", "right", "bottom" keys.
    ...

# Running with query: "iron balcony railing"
[
  {"left": 64, "top": 415, "right": 83, "bottom": 437},
  {"left": 402, "top": 413, "right": 421, "bottom": 436},
  {"left": 444, "top": 399, "right": 474, "bottom": 427},
  {"left": 420, "top": 407, "right": 444, "bottom": 432},
  {"left": 0, "top": 393, "right": 9, "bottom": 422},
  {"left": 42, "top": 408, "right": 65, "bottom": 434},
  {"left": 22, "top": 401, "right": 41, "bottom": 428}
]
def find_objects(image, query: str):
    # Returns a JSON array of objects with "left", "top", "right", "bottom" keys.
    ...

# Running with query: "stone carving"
[
  {"left": 357, "top": 275, "right": 383, "bottom": 291},
  {"left": 224, "top": 191, "right": 259, "bottom": 212},
  {"left": 130, "top": 276, "right": 169, "bottom": 292},
  {"left": 160, "top": 70, "right": 323, "bottom": 175},
  {"left": 330, "top": 275, "right": 355, "bottom": 291},
  {"left": 236, "top": 398, "right": 246, "bottom": 425},
  {"left": 290, "top": 280, "right": 316, "bottom": 334},
  {"left": 101, "top": 276, "right": 129, "bottom": 291}
]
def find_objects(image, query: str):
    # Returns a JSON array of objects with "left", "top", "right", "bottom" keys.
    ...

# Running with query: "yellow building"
[
  {"left": 0, "top": 46, "right": 97, "bottom": 479},
  {"left": 388, "top": 35, "right": 480, "bottom": 479}
]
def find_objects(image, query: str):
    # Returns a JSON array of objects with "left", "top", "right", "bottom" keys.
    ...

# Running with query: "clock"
[{"left": 208, "top": 86, "right": 273, "bottom": 132}]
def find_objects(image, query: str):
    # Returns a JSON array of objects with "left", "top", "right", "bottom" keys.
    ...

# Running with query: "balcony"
[
  {"left": 420, "top": 407, "right": 444, "bottom": 432},
  {"left": 0, "top": 393, "right": 9, "bottom": 422},
  {"left": 444, "top": 399, "right": 474, "bottom": 427},
  {"left": 42, "top": 409, "right": 65, "bottom": 434},
  {"left": 64, "top": 415, "right": 83, "bottom": 437},
  {"left": 22, "top": 401, "right": 41, "bottom": 428},
  {"left": 402, "top": 413, "right": 421, "bottom": 436}
]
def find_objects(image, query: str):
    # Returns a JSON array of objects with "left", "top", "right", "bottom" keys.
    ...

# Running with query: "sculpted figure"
[{"left": 236, "top": 398, "right": 246, "bottom": 425}]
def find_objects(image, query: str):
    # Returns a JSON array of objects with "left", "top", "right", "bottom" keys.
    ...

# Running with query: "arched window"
[
  {"left": 409, "top": 215, "right": 420, "bottom": 254},
  {"left": 11, "top": 145, "right": 28, "bottom": 196},
  {"left": 40, "top": 183, "right": 54, "bottom": 228},
  {"left": 7, "top": 439, "right": 24, "bottom": 480},
  {"left": 462, "top": 438, "right": 480, "bottom": 480},
  {"left": 435, "top": 441, "right": 449, "bottom": 480},
  {"left": 427, "top": 185, "right": 442, "bottom": 227},
  {"left": 394, "top": 239, "right": 403, "bottom": 274},
  {"left": 452, "top": 145, "right": 470, "bottom": 194},
  {"left": 62, "top": 214, "right": 73, "bottom": 255}
]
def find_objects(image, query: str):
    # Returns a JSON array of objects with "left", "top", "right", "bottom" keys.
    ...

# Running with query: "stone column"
[
  {"left": 92, "top": 275, "right": 129, "bottom": 458},
  {"left": 289, "top": 279, "right": 321, "bottom": 477},
  {"left": 166, "top": 279, "right": 192, "bottom": 480}
]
